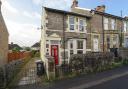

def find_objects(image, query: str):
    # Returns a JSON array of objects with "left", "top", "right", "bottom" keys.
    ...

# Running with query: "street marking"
[{"left": 69, "top": 71, "right": 128, "bottom": 89}]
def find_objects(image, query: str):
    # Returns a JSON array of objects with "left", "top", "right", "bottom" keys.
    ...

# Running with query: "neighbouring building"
[
  {"left": 71, "top": 2, "right": 126, "bottom": 52},
  {"left": 0, "top": 1, "right": 9, "bottom": 67},
  {"left": 31, "top": 42, "right": 40, "bottom": 51},
  {"left": 41, "top": 0, "right": 127, "bottom": 66},
  {"left": 8, "top": 42, "right": 23, "bottom": 52},
  {"left": 124, "top": 17, "right": 128, "bottom": 48}
]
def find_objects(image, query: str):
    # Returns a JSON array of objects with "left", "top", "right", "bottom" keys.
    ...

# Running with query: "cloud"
[
  {"left": 1, "top": 0, "right": 18, "bottom": 14},
  {"left": 6, "top": 20, "right": 41, "bottom": 46},
  {"left": 32, "top": 0, "right": 41, "bottom": 5},
  {"left": 43, "top": 0, "right": 72, "bottom": 10},
  {"left": 23, "top": 11, "right": 41, "bottom": 19}
]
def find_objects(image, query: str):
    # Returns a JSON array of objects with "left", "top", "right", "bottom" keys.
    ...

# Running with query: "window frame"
[
  {"left": 124, "top": 21, "right": 127, "bottom": 32},
  {"left": 104, "top": 17, "right": 109, "bottom": 30},
  {"left": 111, "top": 19, "right": 115, "bottom": 30},
  {"left": 69, "top": 16, "right": 75, "bottom": 31},
  {"left": 78, "top": 19, "right": 87, "bottom": 32},
  {"left": 77, "top": 40, "right": 84, "bottom": 54}
]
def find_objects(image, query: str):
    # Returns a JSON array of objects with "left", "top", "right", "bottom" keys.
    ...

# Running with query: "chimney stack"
[
  {"left": 95, "top": 5, "right": 106, "bottom": 12},
  {"left": 71, "top": 0, "right": 78, "bottom": 8}
]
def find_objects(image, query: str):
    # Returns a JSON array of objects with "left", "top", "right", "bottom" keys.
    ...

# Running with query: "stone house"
[
  {"left": 89, "top": 6, "right": 126, "bottom": 52},
  {"left": 0, "top": 1, "right": 9, "bottom": 67},
  {"left": 31, "top": 42, "right": 40, "bottom": 51},
  {"left": 41, "top": 0, "right": 127, "bottom": 66},
  {"left": 71, "top": 1, "right": 126, "bottom": 52},
  {"left": 124, "top": 17, "right": 128, "bottom": 48},
  {"left": 41, "top": 6, "right": 91, "bottom": 65}
]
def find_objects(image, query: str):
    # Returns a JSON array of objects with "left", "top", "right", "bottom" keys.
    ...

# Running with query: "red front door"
[{"left": 51, "top": 45, "right": 59, "bottom": 65}]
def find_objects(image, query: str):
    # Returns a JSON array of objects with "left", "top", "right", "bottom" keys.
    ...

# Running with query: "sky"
[{"left": 1, "top": 0, "right": 128, "bottom": 47}]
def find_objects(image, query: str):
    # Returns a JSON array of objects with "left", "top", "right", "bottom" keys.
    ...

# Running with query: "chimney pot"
[
  {"left": 95, "top": 5, "right": 106, "bottom": 12},
  {"left": 71, "top": 0, "right": 78, "bottom": 8}
]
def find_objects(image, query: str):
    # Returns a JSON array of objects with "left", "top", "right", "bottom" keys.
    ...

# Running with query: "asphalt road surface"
[{"left": 87, "top": 74, "right": 128, "bottom": 89}]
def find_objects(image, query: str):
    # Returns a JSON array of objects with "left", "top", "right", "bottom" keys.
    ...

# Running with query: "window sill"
[{"left": 65, "top": 30, "right": 86, "bottom": 33}]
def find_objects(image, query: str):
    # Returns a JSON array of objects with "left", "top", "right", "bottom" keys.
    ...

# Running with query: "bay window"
[
  {"left": 69, "top": 40, "right": 74, "bottom": 56},
  {"left": 68, "top": 39, "right": 85, "bottom": 57},
  {"left": 77, "top": 40, "right": 83, "bottom": 54}
]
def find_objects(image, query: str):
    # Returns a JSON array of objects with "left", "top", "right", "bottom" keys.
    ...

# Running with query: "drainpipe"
[
  {"left": 63, "top": 12, "right": 66, "bottom": 66},
  {"left": 120, "top": 10, "right": 123, "bottom": 47},
  {"left": 102, "top": 14, "right": 105, "bottom": 52}
]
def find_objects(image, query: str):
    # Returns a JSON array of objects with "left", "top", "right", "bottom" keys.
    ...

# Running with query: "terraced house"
[
  {"left": 124, "top": 17, "right": 128, "bottom": 48},
  {"left": 41, "top": 6, "right": 91, "bottom": 65},
  {"left": 87, "top": 5, "right": 125, "bottom": 52},
  {"left": 41, "top": 0, "right": 128, "bottom": 65},
  {"left": 0, "top": 1, "right": 9, "bottom": 67}
]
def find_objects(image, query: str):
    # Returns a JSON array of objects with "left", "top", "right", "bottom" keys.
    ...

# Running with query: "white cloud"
[
  {"left": 32, "top": 0, "right": 41, "bottom": 5},
  {"left": 1, "top": 0, "right": 18, "bottom": 14},
  {"left": 43, "top": 0, "right": 72, "bottom": 10},
  {"left": 23, "top": 11, "right": 33, "bottom": 18},
  {"left": 34, "top": 12, "right": 41, "bottom": 19},
  {"left": 6, "top": 20, "right": 41, "bottom": 46},
  {"left": 23, "top": 11, "right": 41, "bottom": 19}
]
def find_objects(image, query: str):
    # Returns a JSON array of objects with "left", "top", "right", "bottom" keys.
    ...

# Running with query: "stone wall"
[
  {"left": 0, "top": 9, "right": 9, "bottom": 67},
  {"left": 119, "top": 48, "right": 128, "bottom": 59}
]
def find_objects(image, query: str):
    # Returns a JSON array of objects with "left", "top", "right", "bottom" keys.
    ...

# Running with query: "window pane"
[
  {"left": 124, "top": 21, "right": 127, "bottom": 32},
  {"left": 77, "top": 50, "right": 83, "bottom": 54},
  {"left": 79, "top": 25, "right": 84, "bottom": 31},
  {"left": 69, "top": 16, "right": 75, "bottom": 31},
  {"left": 70, "top": 25, "right": 74, "bottom": 30},
  {"left": 111, "top": 19, "right": 115, "bottom": 30},
  {"left": 70, "top": 50, "right": 74, "bottom": 55},
  {"left": 69, "top": 16, "right": 75, "bottom": 24},
  {"left": 104, "top": 17, "right": 108, "bottom": 30},
  {"left": 77, "top": 40, "right": 83, "bottom": 49},
  {"left": 104, "top": 24, "right": 108, "bottom": 30},
  {"left": 70, "top": 41, "right": 73, "bottom": 49},
  {"left": 107, "top": 36, "right": 110, "bottom": 49},
  {"left": 79, "top": 20, "right": 85, "bottom": 32}
]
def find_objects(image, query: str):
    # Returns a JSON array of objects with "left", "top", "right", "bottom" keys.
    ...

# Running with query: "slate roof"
[
  {"left": 31, "top": 42, "right": 40, "bottom": 47},
  {"left": 8, "top": 43, "right": 22, "bottom": 50}
]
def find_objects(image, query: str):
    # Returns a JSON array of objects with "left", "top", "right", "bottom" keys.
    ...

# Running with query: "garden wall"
[
  {"left": 119, "top": 48, "right": 128, "bottom": 60},
  {"left": 8, "top": 51, "right": 31, "bottom": 63}
]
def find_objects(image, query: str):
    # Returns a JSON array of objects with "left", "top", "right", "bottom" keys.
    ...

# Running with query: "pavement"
[
  {"left": 15, "top": 65, "right": 128, "bottom": 89},
  {"left": 17, "top": 58, "right": 40, "bottom": 86}
]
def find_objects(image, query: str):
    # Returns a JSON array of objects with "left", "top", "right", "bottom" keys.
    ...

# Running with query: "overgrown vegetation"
[{"left": 31, "top": 50, "right": 40, "bottom": 57}]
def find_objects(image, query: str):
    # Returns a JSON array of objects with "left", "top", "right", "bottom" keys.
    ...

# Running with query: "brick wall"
[{"left": 8, "top": 52, "right": 31, "bottom": 63}]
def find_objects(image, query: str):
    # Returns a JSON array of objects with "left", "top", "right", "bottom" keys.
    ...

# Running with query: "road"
[
  {"left": 87, "top": 74, "right": 128, "bottom": 89},
  {"left": 15, "top": 65, "right": 128, "bottom": 89}
]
